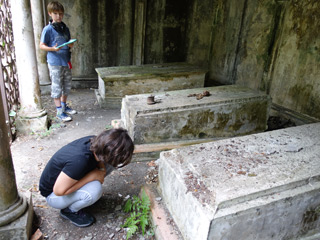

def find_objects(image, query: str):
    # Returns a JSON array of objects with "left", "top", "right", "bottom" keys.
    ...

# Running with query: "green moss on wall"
[
  {"left": 289, "top": 84, "right": 320, "bottom": 119},
  {"left": 288, "top": 84, "right": 313, "bottom": 107},
  {"left": 291, "top": 1, "right": 320, "bottom": 49}
]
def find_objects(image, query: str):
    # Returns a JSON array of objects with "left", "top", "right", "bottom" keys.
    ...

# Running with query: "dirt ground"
[{"left": 10, "top": 89, "right": 157, "bottom": 240}]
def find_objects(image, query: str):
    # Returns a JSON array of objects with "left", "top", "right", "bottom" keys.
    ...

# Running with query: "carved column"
[
  {"left": 11, "top": 0, "right": 48, "bottom": 134},
  {"left": 0, "top": 67, "right": 32, "bottom": 238},
  {"left": 30, "top": 0, "right": 51, "bottom": 85},
  {"left": 132, "top": 0, "right": 147, "bottom": 65}
]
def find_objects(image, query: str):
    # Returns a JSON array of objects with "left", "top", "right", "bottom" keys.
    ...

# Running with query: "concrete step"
[{"left": 157, "top": 123, "right": 320, "bottom": 240}]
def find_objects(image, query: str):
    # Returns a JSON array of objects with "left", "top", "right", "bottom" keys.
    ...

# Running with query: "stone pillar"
[
  {"left": 30, "top": 0, "right": 51, "bottom": 85},
  {"left": 132, "top": 0, "right": 147, "bottom": 65},
  {"left": 11, "top": 0, "right": 48, "bottom": 134},
  {"left": 0, "top": 68, "right": 33, "bottom": 239}
]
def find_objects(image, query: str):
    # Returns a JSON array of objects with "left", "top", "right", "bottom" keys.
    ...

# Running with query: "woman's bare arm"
[{"left": 53, "top": 168, "right": 106, "bottom": 196}]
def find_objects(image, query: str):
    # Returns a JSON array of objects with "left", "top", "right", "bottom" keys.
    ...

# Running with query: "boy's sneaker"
[
  {"left": 57, "top": 112, "right": 72, "bottom": 122},
  {"left": 63, "top": 105, "right": 77, "bottom": 115},
  {"left": 60, "top": 208, "right": 95, "bottom": 227}
]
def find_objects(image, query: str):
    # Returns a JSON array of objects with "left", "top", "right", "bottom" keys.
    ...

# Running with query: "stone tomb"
[
  {"left": 95, "top": 62, "right": 207, "bottom": 108},
  {"left": 121, "top": 85, "right": 270, "bottom": 145},
  {"left": 158, "top": 123, "right": 320, "bottom": 240}
]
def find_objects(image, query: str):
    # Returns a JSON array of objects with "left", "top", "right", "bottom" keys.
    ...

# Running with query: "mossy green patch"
[
  {"left": 291, "top": 1, "right": 320, "bottom": 49},
  {"left": 179, "top": 110, "right": 218, "bottom": 137}
]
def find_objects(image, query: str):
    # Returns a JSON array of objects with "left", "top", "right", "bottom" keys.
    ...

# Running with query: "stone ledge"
[
  {"left": 141, "top": 185, "right": 183, "bottom": 240},
  {"left": 132, "top": 138, "right": 218, "bottom": 162}
]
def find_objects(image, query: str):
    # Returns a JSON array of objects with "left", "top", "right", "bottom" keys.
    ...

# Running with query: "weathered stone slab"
[
  {"left": 95, "top": 62, "right": 207, "bottom": 108},
  {"left": 158, "top": 123, "right": 320, "bottom": 240},
  {"left": 121, "top": 85, "right": 270, "bottom": 144}
]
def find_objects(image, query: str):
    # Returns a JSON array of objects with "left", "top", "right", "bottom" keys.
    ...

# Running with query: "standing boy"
[
  {"left": 39, "top": 128, "right": 135, "bottom": 227},
  {"left": 40, "top": 1, "right": 76, "bottom": 122}
]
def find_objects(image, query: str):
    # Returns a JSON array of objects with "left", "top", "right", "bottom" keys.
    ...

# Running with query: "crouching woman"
[{"left": 39, "top": 128, "right": 134, "bottom": 227}]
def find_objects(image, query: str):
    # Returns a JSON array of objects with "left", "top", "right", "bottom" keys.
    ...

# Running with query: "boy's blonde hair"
[{"left": 47, "top": 1, "right": 64, "bottom": 13}]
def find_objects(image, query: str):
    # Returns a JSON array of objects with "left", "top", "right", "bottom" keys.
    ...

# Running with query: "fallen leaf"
[
  {"left": 248, "top": 173, "right": 257, "bottom": 177},
  {"left": 148, "top": 161, "right": 156, "bottom": 167},
  {"left": 237, "top": 171, "right": 246, "bottom": 175},
  {"left": 30, "top": 228, "right": 43, "bottom": 240},
  {"left": 35, "top": 205, "right": 48, "bottom": 209}
]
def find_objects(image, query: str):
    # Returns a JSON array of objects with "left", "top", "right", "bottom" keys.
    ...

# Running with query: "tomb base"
[
  {"left": 122, "top": 85, "right": 271, "bottom": 144},
  {"left": 158, "top": 123, "right": 320, "bottom": 240},
  {"left": 95, "top": 62, "right": 207, "bottom": 108}
]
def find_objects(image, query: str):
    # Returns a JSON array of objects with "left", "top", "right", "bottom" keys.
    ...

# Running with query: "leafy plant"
[
  {"left": 122, "top": 190, "right": 153, "bottom": 239},
  {"left": 9, "top": 110, "right": 16, "bottom": 117},
  {"left": 105, "top": 124, "right": 112, "bottom": 130},
  {"left": 31, "top": 122, "right": 63, "bottom": 138}
]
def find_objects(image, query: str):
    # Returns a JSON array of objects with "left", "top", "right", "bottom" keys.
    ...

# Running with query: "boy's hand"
[
  {"left": 53, "top": 44, "right": 61, "bottom": 51},
  {"left": 68, "top": 43, "right": 74, "bottom": 48},
  {"left": 39, "top": 42, "right": 61, "bottom": 52}
]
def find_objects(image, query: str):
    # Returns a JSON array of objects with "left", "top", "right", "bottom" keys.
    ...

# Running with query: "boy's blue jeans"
[{"left": 46, "top": 181, "right": 102, "bottom": 212}]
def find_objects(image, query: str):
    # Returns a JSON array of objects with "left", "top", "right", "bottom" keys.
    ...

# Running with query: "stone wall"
[
  {"left": 42, "top": 0, "right": 319, "bottom": 120},
  {"left": 209, "top": 0, "right": 320, "bottom": 121},
  {"left": 268, "top": 1, "right": 320, "bottom": 120}
]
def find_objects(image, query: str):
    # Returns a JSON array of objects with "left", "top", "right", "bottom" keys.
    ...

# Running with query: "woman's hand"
[{"left": 92, "top": 168, "right": 106, "bottom": 184}]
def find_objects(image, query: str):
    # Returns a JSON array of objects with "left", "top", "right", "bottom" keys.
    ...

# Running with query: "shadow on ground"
[{"left": 10, "top": 89, "right": 156, "bottom": 240}]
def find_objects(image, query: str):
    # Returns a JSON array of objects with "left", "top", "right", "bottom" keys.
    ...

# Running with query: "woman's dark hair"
[
  {"left": 47, "top": 1, "right": 64, "bottom": 13},
  {"left": 90, "top": 128, "right": 134, "bottom": 168}
]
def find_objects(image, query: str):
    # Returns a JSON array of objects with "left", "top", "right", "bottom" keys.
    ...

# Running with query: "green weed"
[
  {"left": 105, "top": 124, "right": 113, "bottom": 130},
  {"left": 31, "top": 122, "right": 63, "bottom": 138},
  {"left": 122, "top": 190, "right": 153, "bottom": 239}
]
